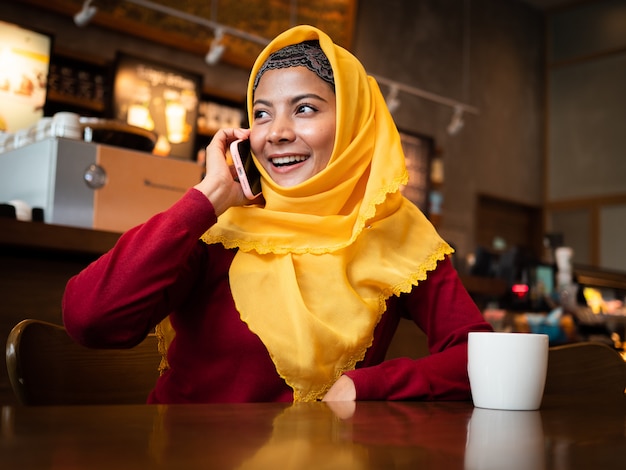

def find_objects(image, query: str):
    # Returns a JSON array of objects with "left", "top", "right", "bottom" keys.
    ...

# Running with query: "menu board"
[
  {"left": 113, "top": 53, "right": 201, "bottom": 160},
  {"left": 0, "top": 20, "right": 51, "bottom": 132}
]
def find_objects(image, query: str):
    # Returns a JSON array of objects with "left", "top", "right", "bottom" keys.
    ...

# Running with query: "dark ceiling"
[{"left": 520, "top": 0, "right": 585, "bottom": 10}]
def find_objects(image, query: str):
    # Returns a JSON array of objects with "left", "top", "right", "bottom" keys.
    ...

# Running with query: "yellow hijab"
[{"left": 199, "top": 25, "right": 452, "bottom": 401}]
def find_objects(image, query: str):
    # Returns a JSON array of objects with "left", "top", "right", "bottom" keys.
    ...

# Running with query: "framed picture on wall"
[
  {"left": 0, "top": 20, "right": 52, "bottom": 132},
  {"left": 399, "top": 131, "right": 433, "bottom": 216},
  {"left": 112, "top": 53, "right": 201, "bottom": 160}
]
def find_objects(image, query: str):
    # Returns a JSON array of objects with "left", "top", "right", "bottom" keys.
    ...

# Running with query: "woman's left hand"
[{"left": 322, "top": 375, "right": 356, "bottom": 401}]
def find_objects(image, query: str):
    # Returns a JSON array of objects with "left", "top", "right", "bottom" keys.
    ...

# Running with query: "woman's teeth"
[{"left": 271, "top": 155, "right": 308, "bottom": 167}]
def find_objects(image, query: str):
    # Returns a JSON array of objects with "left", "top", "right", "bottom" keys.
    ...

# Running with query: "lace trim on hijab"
[
  {"left": 203, "top": 170, "right": 410, "bottom": 255},
  {"left": 293, "top": 240, "right": 454, "bottom": 402}
]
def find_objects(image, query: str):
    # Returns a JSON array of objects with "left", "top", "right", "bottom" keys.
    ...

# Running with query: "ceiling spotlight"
[
  {"left": 74, "top": 0, "right": 97, "bottom": 27},
  {"left": 385, "top": 84, "right": 401, "bottom": 114},
  {"left": 205, "top": 27, "right": 226, "bottom": 66},
  {"left": 447, "top": 105, "right": 465, "bottom": 135}
]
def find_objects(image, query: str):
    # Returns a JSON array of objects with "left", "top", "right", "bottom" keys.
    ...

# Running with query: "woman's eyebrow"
[
  {"left": 290, "top": 93, "right": 328, "bottom": 104},
  {"left": 252, "top": 98, "right": 271, "bottom": 108},
  {"left": 253, "top": 93, "right": 329, "bottom": 108}
]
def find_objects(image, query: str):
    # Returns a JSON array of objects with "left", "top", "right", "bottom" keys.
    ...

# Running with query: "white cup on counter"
[
  {"left": 0, "top": 133, "right": 12, "bottom": 153},
  {"left": 0, "top": 133, "right": 15, "bottom": 153},
  {"left": 7, "top": 199, "right": 33, "bottom": 221},
  {"left": 51, "top": 112, "right": 82, "bottom": 140},
  {"left": 36, "top": 117, "right": 53, "bottom": 141},
  {"left": 468, "top": 332, "right": 549, "bottom": 411},
  {"left": 13, "top": 128, "right": 32, "bottom": 148}
]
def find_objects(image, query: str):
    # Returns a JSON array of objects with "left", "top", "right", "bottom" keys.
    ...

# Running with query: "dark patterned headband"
[{"left": 253, "top": 40, "right": 335, "bottom": 92}]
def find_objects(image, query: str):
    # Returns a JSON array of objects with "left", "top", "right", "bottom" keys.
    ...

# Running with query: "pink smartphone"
[{"left": 230, "top": 139, "right": 262, "bottom": 200}]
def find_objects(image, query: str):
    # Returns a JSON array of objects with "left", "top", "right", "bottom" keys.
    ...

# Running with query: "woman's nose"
[{"left": 267, "top": 117, "right": 295, "bottom": 143}]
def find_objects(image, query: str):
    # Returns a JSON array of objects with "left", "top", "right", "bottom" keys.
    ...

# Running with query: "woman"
[{"left": 62, "top": 25, "right": 491, "bottom": 403}]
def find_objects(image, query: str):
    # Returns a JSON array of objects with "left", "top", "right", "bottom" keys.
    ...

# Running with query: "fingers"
[
  {"left": 204, "top": 128, "right": 251, "bottom": 174},
  {"left": 194, "top": 128, "right": 252, "bottom": 216},
  {"left": 207, "top": 127, "right": 251, "bottom": 155}
]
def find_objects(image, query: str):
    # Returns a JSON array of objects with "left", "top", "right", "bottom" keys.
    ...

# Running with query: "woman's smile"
[
  {"left": 270, "top": 154, "right": 309, "bottom": 168},
  {"left": 268, "top": 153, "right": 312, "bottom": 178}
]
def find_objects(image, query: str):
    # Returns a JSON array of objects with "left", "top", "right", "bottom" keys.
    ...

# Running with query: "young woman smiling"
[{"left": 62, "top": 25, "right": 492, "bottom": 404}]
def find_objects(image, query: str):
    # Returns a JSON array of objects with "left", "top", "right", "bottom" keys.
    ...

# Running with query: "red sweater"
[{"left": 62, "top": 189, "right": 492, "bottom": 403}]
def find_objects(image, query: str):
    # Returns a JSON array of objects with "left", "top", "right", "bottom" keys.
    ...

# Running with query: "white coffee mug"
[
  {"left": 51, "top": 112, "right": 82, "bottom": 140},
  {"left": 468, "top": 332, "right": 549, "bottom": 410},
  {"left": 36, "top": 117, "right": 53, "bottom": 141}
]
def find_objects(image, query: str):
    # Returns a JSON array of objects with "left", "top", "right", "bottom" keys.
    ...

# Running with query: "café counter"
[
  {"left": 0, "top": 218, "right": 121, "bottom": 405},
  {"left": 0, "top": 138, "right": 204, "bottom": 404}
]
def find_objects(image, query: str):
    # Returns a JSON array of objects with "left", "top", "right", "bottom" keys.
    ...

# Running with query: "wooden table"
[{"left": 2, "top": 396, "right": 624, "bottom": 469}]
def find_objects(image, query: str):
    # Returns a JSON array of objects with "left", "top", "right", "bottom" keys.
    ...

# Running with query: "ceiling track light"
[
  {"left": 447, "top": 105, "right": 465, "bottom": 136},
  {"left": 372, "top": 74, "right": 478, "bottom": 134},
  {"left": 205, "top": 27, "right": 226, "bottom": 66},
  {"left": 386, "top": 84, "right": 401, "bottom": 114},
  {"left": 123, "top": 1, "right": 481, "bottom": 123},
  {"left": 125, "top": 0, "right": 269, "bottom": 46},
  {"left": 74, "top": 0, "right": 97, "bottom": 27}
]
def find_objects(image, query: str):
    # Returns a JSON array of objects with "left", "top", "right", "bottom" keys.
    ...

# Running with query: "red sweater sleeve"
[
  {"left": 62, "top": 189, "right": 217, "bottom": 348},
  {"left": 344, "top": 258, "right": 493, "bottom": 401}
]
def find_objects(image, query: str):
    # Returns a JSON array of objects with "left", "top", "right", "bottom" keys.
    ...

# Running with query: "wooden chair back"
[
  {"left": 544, "top": 341, "right": 626, "bottom": 397},
  {"left": 6, "top": 319, "right": 161, "bottom": 405}
]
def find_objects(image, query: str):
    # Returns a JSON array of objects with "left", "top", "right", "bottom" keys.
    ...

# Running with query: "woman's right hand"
[{"left": 193, "top": 127, "right": 251, "bottom": 216}]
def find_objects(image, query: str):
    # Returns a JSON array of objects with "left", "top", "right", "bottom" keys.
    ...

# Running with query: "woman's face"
[{"left": 250, "top": 66, "right": 336, "bottom": 188}]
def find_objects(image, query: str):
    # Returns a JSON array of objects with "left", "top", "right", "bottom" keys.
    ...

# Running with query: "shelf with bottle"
[
  {"left": 196, "top": 99, "right": 246, "bottom": 137},
  {"left": 194, "top": 96, "right": 246, "bottom": 161},
  {"left": 44, "top": 53, "right": 110, "bottom": 117},
  {"left": 42, "top": 50, "right": 248, "bottom": 162}
]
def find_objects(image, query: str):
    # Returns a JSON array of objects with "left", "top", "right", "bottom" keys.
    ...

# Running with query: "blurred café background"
[{"left": 0, "top": 0, "right": 625, "bottom": 405}]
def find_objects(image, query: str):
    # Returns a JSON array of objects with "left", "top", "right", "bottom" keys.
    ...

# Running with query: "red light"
[{"left": 511, "top": 284, "right": 529, "bottom": 298}]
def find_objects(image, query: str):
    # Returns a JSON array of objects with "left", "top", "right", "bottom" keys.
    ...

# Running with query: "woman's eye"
[
  {"left": 296, "top": 103, "right": 317, "bottom": 114},
  {"left": 253, "top": 109, "right": 269, "bottom": 120}
]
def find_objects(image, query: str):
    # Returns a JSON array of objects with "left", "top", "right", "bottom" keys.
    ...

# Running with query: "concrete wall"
[
  {"left": 353, "top": 0, "right": 545, "bottom": 259},
  {"left": 546, "top": 0, "right": 626, "bottom": 270}
]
